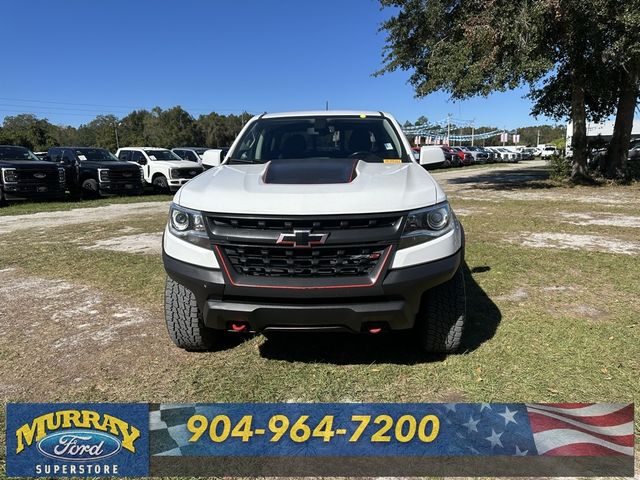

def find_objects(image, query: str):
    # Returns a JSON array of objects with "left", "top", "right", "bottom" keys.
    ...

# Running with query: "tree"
[
  {"left": 119, "top": 109, "right": 151, "bottom": 147},
  {"left": 1, "top": 114, "right": 58, "bottom": 151},
  {"left": 143, "top": 107, "right": 203, "bottom": 148},
  {"left": 603, "top": 4, "right": 640, "bottom": 178},
  {"left": 197, "top": 112, "right": 247, "bottom": 147},
  {"left": 377, "top": 0, "right": 613, "bottom": 183}
]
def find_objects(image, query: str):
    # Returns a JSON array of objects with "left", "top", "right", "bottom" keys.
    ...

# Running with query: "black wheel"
[
  {"left": 81, "top": 178, "right": 99, "bottom": 198},
  {"left": 415, "top": 266, "right": 466, "bottom": 353},
  {"left": 164, "top": 276, "right": 220, "bottom": 351},
  {"left": 153, "top": 175, "right": 169, "bottom": 193},
  {"left": 0, "top": 187, "right": 6, "bottom": 206}
]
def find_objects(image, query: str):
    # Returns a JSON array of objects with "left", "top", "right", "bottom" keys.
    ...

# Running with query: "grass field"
[
  {"left": 0, "top": 162, "right": 638, "bottom": 476},
  {"left": 0, "top": 192, "right": 172, "bottom": 216}
]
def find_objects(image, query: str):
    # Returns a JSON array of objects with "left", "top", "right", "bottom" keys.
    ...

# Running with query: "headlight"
[
  {"left": 169, "top": 168, "right": 177, "bottom": 179},
  {"left": 58, "top": 168, "right": 65, "bottom": 183},
  {"left": 2, "top": 168, "right": 17, "bottom": 183},
  {"left": 98, "top": 168, "right": 110, "bottom": 182},
  {"left": 168, "top": 203, "right": 209, "bottom": 248},
  {"left": 400, "top": 202, "right": 454, "bottom": 248}
]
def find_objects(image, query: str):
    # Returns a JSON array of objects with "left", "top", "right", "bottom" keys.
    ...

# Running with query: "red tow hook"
[
  {"left": 230, "top": 322, "right": 248, "bottom": 332},
  {"left": 368, "top": 327, "right": 383, "bottom": 334}
]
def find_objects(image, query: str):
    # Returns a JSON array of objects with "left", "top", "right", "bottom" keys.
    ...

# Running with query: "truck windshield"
[
  {"left": 228, "top": 116, "right": 409, "bottom": 164},
  {"left": 74, "top": 148, "right": 119, "bottom": 161},
  {"left": 0, "top": 146, "right": 39, "bottom": 161},
  {"left": 145, "top": 149, "right": 183, "bottom": 161}
]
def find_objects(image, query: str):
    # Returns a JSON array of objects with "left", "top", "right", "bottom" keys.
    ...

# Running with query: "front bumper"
[
  {"left": 163, "top": 246, "right": 463, "bottom": 333},
  {"left": 99, "top": 181, "right": 144, "bottom": 196},
  {"left": 2, "top": 183, "right": 66, "bottom": 201},
  {"left": 168, "top": 178, "right": 192, "bottom": 191}
]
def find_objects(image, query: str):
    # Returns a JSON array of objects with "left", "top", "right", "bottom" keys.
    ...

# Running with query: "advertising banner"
[{"left": 5, "top": 402, "right": 633, "bottom": 477}]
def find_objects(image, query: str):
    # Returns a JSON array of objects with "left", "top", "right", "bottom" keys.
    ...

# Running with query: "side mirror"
[
  {"left": 419, "top": 146, "right": 445, "bottom": 166},
  {"left": 201, "top": 149, "right": 224, "bottom": 169},
  {"left": 138, "top": 158, "right": 147, "bottom": 166}
]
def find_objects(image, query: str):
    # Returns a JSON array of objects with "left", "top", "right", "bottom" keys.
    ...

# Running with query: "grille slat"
[
  {"left": 171, "top": 167, "right": 203, "bottom": 179},
  {"left": 222, "top": 245, "right": 386, "bottom": 278}
]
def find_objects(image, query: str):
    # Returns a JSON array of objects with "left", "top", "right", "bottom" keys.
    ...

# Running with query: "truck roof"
[
  {"left": 261, "top": 110, "right": 385, "bottom": 119},
  {"left": 118, "top": 147, "right": 169, "bottom": 150}
]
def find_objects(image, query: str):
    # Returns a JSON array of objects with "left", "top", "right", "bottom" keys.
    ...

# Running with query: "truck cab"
[
  {"left": 116, "top": 147, "right": 203, "bottom": 193},
  {"left": 0, "top": 145, "right": 66, "bottom": 203},
  {"left": 47, "top": 147, "right": 144, "bottom": 197},
  {"left": 172, "top": 147, "right": 210, "bottom": 165}
]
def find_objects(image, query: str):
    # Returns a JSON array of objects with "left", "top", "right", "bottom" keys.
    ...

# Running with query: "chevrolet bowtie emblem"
[{"left": 276, "top": 230, "right": 329, "bottom": 248}]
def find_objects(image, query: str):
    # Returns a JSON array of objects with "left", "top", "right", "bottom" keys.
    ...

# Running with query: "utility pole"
[
  {"left": 325, "top": 101, "right": 329, "bottom": 111},
  {"left": 446, "top": 113, "right": 452, "bottom": 146},
  {"left": 471, "top": 119, "right": 476, "bottom": 146},
  {"left": 537, "top": 129, "right": 540, "bottom": 147},
  {"left": 114, "top": 121, "right": 120, "bottom": 149}
]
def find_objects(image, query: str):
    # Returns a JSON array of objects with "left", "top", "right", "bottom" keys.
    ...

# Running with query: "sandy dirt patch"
[
  {"left": 82, "top": 232, "right": 163, "bottom": 255},
  {"left": 558, "top": 212, "right": 640, "bottom": 228},
  {"left": 0, "top": 201, "right": 170, "bottom": 235},
  {"left": 0, "top": 268, "right": 186, "bottom": 399},
  {"left": 515, "top": 232, "right": 640, "bottom": 255},
  {"left": 495, "top": 287, "right": 529, "bottom": 302},
  {"left": 459, "top": 189, "right": 633, "bottom": 205}
]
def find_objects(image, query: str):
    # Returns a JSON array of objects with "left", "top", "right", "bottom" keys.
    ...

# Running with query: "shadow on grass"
[
  {"left": 258, "top": 263, "right": 501, "bottom": 365},
  {"left": 447, "top": 163, "right": 554, "bottom": 191}
]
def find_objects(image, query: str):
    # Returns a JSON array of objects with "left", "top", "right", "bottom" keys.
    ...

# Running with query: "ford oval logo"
[
  {"left": 189, "top": 170, "right": 196, "bottom": 175},
  {"left": 37, "top": 429, "right": 122, "bottom": 462},
  {"left": 33, "top": 173, "right": 46, "bottom": 179},
  {"left": 123, "top": 172, "right": 132, "bottom": 177}
]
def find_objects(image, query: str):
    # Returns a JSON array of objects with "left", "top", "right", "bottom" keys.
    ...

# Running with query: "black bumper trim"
[{"left": 164, "top": 247, "right": 462, "bottom": 332}]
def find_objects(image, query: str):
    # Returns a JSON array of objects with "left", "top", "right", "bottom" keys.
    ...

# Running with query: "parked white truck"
[
  {"left": 116, "top": 147, "right": 203, "bottom": 192},
  {"left": 162, "top": 111, "right": 466, "bottom": 353}
]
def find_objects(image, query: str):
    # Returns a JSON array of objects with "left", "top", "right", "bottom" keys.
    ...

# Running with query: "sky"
[{"left": 1, "top": 0, "right": 559, "bottom": 129}]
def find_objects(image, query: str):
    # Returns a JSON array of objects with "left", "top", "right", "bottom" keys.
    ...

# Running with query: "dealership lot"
[{"left": 0, "top": 160, "right": 638, "bottom": 466}]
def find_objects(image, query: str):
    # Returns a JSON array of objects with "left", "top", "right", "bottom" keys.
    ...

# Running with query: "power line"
[{"left": 0, "top": 96, "right": 258, "bottom": 114}]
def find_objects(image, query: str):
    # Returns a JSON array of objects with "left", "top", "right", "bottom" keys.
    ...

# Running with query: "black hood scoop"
[{"left": 263, "top": 158, "right": 359, "bottom": 184}]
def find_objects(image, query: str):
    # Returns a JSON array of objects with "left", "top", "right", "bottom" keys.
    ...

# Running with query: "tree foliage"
[
  {"left": 378, "top": 0, "right": 640, "bottom": 182},
  {"left": 0, "top": 107, "right": 250, "bottom": 152}
]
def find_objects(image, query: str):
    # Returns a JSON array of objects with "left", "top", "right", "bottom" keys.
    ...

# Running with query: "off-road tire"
[
  {"left": 153, "top": 175, "right": 169, "bottom": 193},
  {"left": 164, "top": 276, "right": 219, "bottom": 351},
  {"left": 82, "top": 178, "right": 99, "bottom": 198},
  {"left": 415, "top": 266, "right": 466, "bottom": 353}
]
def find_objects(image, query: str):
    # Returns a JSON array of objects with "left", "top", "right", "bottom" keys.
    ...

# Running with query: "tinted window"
[
  {"left": 0, "top": 146, "right": 39, "bottom": 161},
  {"left": 130, "top": 151, "right": 145, "bottom": 163},
  {"left": 118, "top": 150, "right": 132, "bottom": 161},
  {"left": 144, "top": 149, "right": 182, "bottom": 161},
  {"left": 62, "top": 149, "right": 75, "bottom": 163},
  {"left": 182, "top": 150, "right": 199, "bottom": 162},
  {"left": 74, "top": 148, "right": 119, "bottom": 161},
  {"left": 229, "top": 116, "right": 408, "bottom": 164}
]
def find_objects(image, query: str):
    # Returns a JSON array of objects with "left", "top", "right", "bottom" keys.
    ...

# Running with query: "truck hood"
[
  {"left": 177, "top": 160, "right": 445, "bottom": 215},
  {"left": 153, "top": 160, "right": 199, "bottom": 169},
  {"left": 0, "top": 159, "right": 61, "bottom": 170},
  {"left": 79, "top": 161, "right": 141, "bottom": 170}
]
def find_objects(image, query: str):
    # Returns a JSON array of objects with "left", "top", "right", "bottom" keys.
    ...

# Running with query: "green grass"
[{"left": 0, "top": 193, "right": 172, "bottom": 216}]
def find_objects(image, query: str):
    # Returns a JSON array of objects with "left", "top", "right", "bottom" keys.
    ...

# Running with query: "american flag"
[{"left": 526, "top": 403, "right": 634, "bottom": 456}]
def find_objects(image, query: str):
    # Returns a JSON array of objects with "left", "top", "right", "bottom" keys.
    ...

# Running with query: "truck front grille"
[
  {"left": 15, "top": 170, "right": 61, "bottom": 186},
  {"left": 108, "top": 170, "right": 142, "bottom": 183},
  {"left": 220, "top": 244, "right": 388, "bottom": 278},
  {"left": 171, "top": 167, "right": 202, "bottom": 179}
]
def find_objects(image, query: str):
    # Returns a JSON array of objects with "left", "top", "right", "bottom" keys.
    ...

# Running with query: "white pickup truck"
[
  {"left": 162, "top": 111, "right": 466, "bottom": 353},
  {"left": 116, "top": 147, "right": 203, "bottom": 193}
]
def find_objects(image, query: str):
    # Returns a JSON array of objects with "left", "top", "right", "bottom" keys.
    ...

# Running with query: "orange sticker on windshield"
[{"left": 383, "top": 159, "right": 402, "bottom": 164}]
